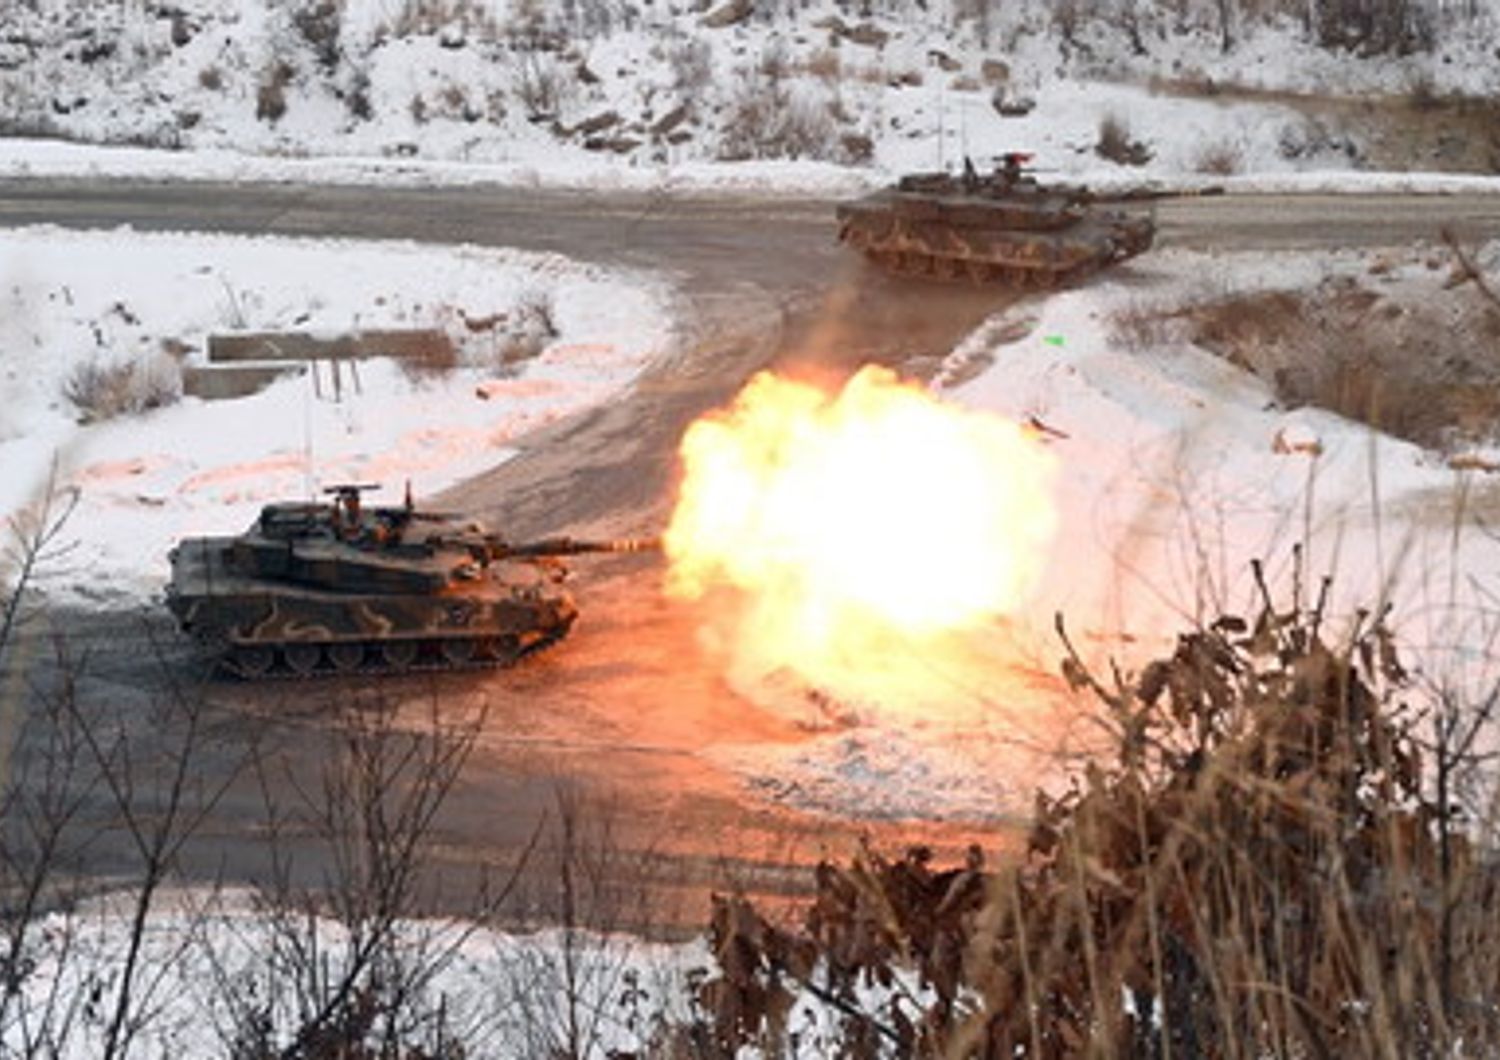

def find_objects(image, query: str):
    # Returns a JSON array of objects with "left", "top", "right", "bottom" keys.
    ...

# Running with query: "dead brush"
[
  {"left": 1108, "top": 299, "right": 1187, "bottom": 352},
  {"left": 1095, "top": 112, "right": 1152, "bottom": 166},
  {"left": 701, "top": 557, "right": 1500, "bottom": 1057},
  {"left": 63, "top": 356, "right": 181, "bottom": 423},
  {"left": 1193, "top": 137, "right": 1243, "bottom": 175}
]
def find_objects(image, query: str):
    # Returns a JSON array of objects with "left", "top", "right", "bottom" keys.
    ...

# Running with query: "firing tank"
[
  {"left": 165, "top": 484, "right": 657, "bottom": 678},
  {"left": 836, "top": 153, "right": 1180, "bottom": 286}
]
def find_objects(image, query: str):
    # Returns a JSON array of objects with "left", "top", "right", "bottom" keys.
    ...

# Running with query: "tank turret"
[
  {"left": 835, "top": 155, "right": 1204, "bottom": 286},
  {"left": 165, "top": 484, "right": 658, "bottom": 678}
]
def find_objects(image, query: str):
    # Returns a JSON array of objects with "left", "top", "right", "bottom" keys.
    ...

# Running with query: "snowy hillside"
[{"left": 3, "top": 0, "right": 1500, "bottom": 188}]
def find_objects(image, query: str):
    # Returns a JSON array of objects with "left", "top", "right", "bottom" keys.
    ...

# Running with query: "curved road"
[{"left": 5, "top": 179, "right": 1500, "bottom": 930}]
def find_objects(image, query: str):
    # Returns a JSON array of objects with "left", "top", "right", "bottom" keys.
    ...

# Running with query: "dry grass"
[
  {"left": 382, "top": 0, "right": 497, "bottom": 41},
  {"left": 62, "top": 356, "right": 181, "bottom": 423},
  {"left": 1108, "top": 298, "right": 1182, "bottom": 352},
  {"left": 800, "top": 47, "right": 840, "bottom": 82},
  {"left": 717, "top": 77, "right": 846, "bottom": 164},
  {"left": 700, "top": 576, "right": 1500, "bottom": 1056},
  {"left": 1193, "top": 137, "right": 1244, "bottom": 175},
  {"left": 1185, "top": 276, "right": 1500, "bottom": 451}
]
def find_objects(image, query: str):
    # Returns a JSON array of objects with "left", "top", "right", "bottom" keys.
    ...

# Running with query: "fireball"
[{"left": 665, "top": 366, "right": 1057, "bottom": 715}]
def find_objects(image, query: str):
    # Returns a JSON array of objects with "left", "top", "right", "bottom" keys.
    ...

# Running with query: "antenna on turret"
[{"left": 935, "top": 76, "right": 945, "bottom": 171}]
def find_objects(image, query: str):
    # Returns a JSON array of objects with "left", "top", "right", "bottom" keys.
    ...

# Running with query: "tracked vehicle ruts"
[
  {"left": 166, "top": 484, "right": 656, "bottom": 679},
  {"left": 836, "top": 154, "right": 1165, "bottom": 287}
]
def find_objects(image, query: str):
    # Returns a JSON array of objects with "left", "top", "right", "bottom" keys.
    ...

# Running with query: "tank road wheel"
[
  {"left": 491, "top": 634, "right": 523, "bottom": 665},
  {"left": 284, "top": 643, "right": 322, "bottom": 676},
  {"left": 231, "top": 645, "right": 275, "bottom": 679},
  {"left": 328, "top": 642, "right": 365, "bottom": 673},
  {"left": 380, "top": 640, "right": 418, "bottom": 671},
  {"left": 440, "top": 638, "right": 477, "bottom": 667}
]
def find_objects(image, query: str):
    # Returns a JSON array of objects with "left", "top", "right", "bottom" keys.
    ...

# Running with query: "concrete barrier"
[
  {"left": 182, "top": 362, "right": 307, "bottom": 401},
  {"left": 207, "top": 329, "right": 456, "bottom": 365}
]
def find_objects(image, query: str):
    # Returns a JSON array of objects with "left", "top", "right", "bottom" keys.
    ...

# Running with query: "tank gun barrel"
[
  {"left": 1083, "top": 185, "right": 1227, "bottom": 204},
  {"left": 489, "top": 536, "right": 662, "bottom": 559}
]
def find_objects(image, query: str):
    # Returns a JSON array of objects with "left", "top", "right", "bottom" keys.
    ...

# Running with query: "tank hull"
[
  {"left": 835, "top": 178, "right": 1156, "bottom": 285},
  {"left": 168, "top": 534, "right": 577, "bottom": 679}
]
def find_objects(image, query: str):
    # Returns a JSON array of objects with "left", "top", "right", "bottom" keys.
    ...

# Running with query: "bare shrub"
[
  {"left": 1314, "top": 0, "right": 1435, "bottom": 55},
  {"left": 204, "top": 696, "right": 510, "bottom": 1058},
  {"left": 757, "top": 39, "right": 789, "bottom": 84},
  {"left": 255, "top": 61, "right": 294, "bottom": 123},
  {"left": 385, "top": 0, "right": 497, "bottom": 41},
  {"left": 62, "top": 355, "right": 182, "bottom": 424},
  {"left": 198, "top": 64, "right": 223, "bottom": 91},
  {"left": 802, "top": 47, "right": 840, "bottom": 82},
  {"left": 500, "top": 784, "right": 680, "bottom": 1057},
  {"left": 1108, "top": 299, "right": 1180, "bottom": 352},
  {"left": 1407, "top": 66, "right": 1441, "bottom": 110},
  {"left": 514, "top": 53, "right": 568, "bottom": 120},
  {"left": 485, "top": 290, "right": 558, "bottom": 369},
  {"left": 667, "top": 37, "right": 712, "bottom": 91},
  {"left": 1193, "top": 138, "right": 1243, "bottom": 175},
  {"left": 1095, "top": 111, "right": 1152, "bottom": 166},
  {"left": 839, "top": 131, "right": 875, "bottom": 166},
  {"left": 292, "top": 0, "right": 342, "bottom": 72},
  {"left": 718, "top": 77, "right": 848, "bottom": 163},
  {"left": 439, "top": 82, "right": 469, "bottom": 119},
  {"left": 344, "top": 68, "right": 373, "bottom": 122},
  {"left": 514, "top": 289, "right": 558, "bottom": 341}
]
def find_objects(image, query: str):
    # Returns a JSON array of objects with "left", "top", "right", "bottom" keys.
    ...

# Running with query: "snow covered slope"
[{"left": 3, "top": 0, "right": 1500, "bottom": 190}]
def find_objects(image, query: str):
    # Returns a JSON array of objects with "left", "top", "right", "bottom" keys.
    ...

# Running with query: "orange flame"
[{"left": 665, "top": 366, "right": 1057, "bottom": 715}]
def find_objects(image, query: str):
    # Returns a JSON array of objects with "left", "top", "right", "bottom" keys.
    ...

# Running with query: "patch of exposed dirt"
[{"left": 1181, "top": 252, "right": 1500, "bottom": 450}]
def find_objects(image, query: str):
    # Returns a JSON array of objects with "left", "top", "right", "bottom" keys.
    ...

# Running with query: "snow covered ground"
[
  {"left": 3, "top": 887, "right": 714, "bottom": 1058},
  {"left": 3, "top": 0, "right": 1500, "bottom": 194},
  {"left": 3, "top": 883, "right": 912, "bottom": 1060},
  {"left": 0, "top": 226, "right": 676, "bottom": 606}
]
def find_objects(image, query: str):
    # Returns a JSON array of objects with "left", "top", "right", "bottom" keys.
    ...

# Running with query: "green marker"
[{"left": 1043, "top": 334, "right": 1065, "bottom": 347}]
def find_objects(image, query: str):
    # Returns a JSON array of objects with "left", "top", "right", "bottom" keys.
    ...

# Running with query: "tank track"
[
  {"left": 212, "top": 628, "right": 571, "bottom": 681},
  {"left": 857, "top": 246, "right": 1089, "bottom": 287}
]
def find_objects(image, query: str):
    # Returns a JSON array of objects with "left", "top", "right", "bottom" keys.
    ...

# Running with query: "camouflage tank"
[
  {"left": 835, "top": 153, "right": 1162, "bottom": 286},
  {"left": 165, "top": 484, "right": 657, "bottom": 678}
]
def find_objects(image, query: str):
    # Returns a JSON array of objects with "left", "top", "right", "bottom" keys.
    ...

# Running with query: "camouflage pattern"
[
  {"left": 166, "top": 485, "right": 656, "bottom": 678},
  {"left": 835, "top": 157, "right": 1158, "bottom": 286}
]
